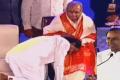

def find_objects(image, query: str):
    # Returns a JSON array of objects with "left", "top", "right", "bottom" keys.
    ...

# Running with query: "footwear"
[{"left": 0, "top": 73, "right": 8, "bottom": 80}]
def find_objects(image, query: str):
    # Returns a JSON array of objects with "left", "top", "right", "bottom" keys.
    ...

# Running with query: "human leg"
[
  {"left": 48, "top": 63, "right": 55, "bottom": 80},
  {"left": 7, "top": 57, "right": 46, "bottom": 80}
]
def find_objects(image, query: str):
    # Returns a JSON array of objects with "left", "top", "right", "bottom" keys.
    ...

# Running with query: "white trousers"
[{"left": 8, "top": 57, "right": 46, "bottom": 80}]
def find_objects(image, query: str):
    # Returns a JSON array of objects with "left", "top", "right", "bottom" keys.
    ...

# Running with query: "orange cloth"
[
  {"left": 60, "top": 13, "right": 96, "bottom": 75},
  {"left": 44, "top": 12, "right": 96, "bottom": 77}
]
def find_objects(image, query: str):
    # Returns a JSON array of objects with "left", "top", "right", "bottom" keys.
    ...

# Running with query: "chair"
[
  {"left": 41, "top": 16, "right": 55, "bottom": 28},
  {"left": 0, "top": 25, "right": 19, "bottom": 75}
]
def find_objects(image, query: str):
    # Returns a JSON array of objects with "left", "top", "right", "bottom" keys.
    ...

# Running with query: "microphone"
[{"left": 97, "top": 53, "right": 113, "bottom": 66}]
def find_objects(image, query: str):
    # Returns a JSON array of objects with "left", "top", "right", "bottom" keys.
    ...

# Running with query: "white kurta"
[
  {"left": 21, "top": 0, "right": 72, "bottom": 30},
  {"left": 5, "top": 36, "right": 70, "bottom": 80},
  {"left": 97, "top": 49, "right": 120, "bottom": 80}
]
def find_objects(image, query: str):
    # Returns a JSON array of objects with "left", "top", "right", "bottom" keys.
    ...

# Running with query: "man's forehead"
[
  {"left": 107, "top": 31, "right": 120, "bottom": 37},
  {"left": 109, "top": 30, "right": 120, "bottom": 33},
  {"left": 68, "top": 4, "right": 81, "bottom": 10}
]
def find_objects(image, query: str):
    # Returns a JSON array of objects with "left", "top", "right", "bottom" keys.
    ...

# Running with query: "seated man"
[{"left": 0, "top": 35, "right": 81, "bottom": 80}]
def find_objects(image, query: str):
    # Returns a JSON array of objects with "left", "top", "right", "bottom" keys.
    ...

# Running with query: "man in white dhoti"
[
  {"left": 97, "top": 28, "right": 120, "bottom": 80},
  {"left": 0, "top": 35, "right": 81, "bottom": 80}
]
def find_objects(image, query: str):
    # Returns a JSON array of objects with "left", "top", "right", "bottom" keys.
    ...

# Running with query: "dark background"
[{"left": 0, "top": 0, "right": 120, "bottom": 27}]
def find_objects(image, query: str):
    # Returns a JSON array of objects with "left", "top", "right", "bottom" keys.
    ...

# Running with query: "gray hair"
[{"left": 66, "top": 1, "right": 83, "bottom": 11}]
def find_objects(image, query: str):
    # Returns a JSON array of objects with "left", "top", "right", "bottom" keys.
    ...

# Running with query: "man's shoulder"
[
  {"left": 83, "top": 13, "right": 92, "bottom": 20},
  {"left": 55, "top": 35, "right": 70, "bottom": 46},
  {"left": 97, "top": 49, "right": 112, "bottom": 59},
  {"left": 97, "top": 49, "right": 111, "bottom": 64},
  {"left": 82, "top": 13, "right": 94, "bottom": 25},
  {"left": 97, "top": 49, "right": 111, "bottom": 55},
  {"left": 98, "top": 49, "right": 111, "bottom": 53}
]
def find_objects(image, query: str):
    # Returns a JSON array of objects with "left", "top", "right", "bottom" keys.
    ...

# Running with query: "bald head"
[
  {"left": 66, "top": 1, "right": 83, "bottom": 11},
  {"left": 66, "top": 1, "right": 83, "bottom": 23}
]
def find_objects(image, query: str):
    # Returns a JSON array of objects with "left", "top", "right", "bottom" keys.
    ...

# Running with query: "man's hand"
[{"left": 24, "top": 29, "right": 33, "bottom": 37}]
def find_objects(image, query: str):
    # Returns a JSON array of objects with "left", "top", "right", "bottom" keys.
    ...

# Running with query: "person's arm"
[
  {"left": 43, "top": 16, "right": 65, "bottom": 35},
  {"left": 54, "top": 37, "right": 70, "bottom": 80},
  {"left": 81, "top": 16, "right": 96, "bottom": 45},
  {"left": 21, "top": 0, "right": 34, "bottom": 37},
  {"left": 24, "top": 29, "right": 33, "bottom": 37}
]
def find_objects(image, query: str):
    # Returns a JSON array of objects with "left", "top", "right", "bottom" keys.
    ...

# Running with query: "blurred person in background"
[{"left": 21, "top": 0, "right": 72, "bottom": 38}]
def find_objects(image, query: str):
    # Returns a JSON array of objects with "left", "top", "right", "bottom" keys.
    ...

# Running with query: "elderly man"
[
  {"left": 0, "top": 35, "right": 81, "bottom": 80},
  {"left": 97, "top": 28, "right": 120, "bottom": 80},
  {"left": 21, "top": 0, "right": 72, "bottom": 37},
  {"left": 43, "top": 1, "right": 96, "bottom": 80}
]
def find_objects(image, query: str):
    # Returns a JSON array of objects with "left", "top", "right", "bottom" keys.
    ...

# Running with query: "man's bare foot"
[{"left": 0, "top": 73, "right": 8, "bottom": 80}]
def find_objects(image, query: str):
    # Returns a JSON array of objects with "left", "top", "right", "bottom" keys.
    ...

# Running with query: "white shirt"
[
  {"left": 6, "top": 36, "right": 70, "bottom": 80},
  {"left": 21, "top": 0, "right": 72, "bottom": 30},
  {"left": 97, "top": 49, "right": 120, "bottom": 80}
]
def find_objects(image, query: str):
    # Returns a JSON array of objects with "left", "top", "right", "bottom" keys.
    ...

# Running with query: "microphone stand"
[{"left": 97, "top": 53, "right": 113, "bottom": 66}]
